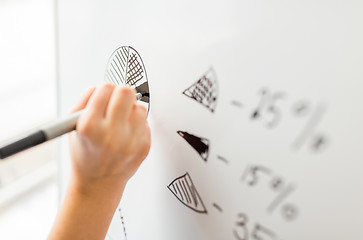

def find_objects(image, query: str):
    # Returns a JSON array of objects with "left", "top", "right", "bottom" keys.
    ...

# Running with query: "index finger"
[
  {"left": 86, "top": 83, "right": 115, "bottom": 119},
  {"left": 106, "top": 86, "right": 136, "bottom": 123}
]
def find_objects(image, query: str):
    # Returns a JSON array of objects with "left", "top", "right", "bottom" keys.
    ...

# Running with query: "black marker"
[{"left": 0, "top": 92, "right": 146, "bottom": 159}]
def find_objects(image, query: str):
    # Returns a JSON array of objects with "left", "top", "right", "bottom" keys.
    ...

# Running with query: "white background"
[
  {"left": 57, "top": 1, "right": 363, "bottom": 239},
  {"left": 0, "top": 0, "right": 57, "bottom": 239}
]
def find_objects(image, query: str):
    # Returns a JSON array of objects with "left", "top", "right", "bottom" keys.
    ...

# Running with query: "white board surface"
[{"left": 57, "top": 1, "right": 363, "bottom": 239}]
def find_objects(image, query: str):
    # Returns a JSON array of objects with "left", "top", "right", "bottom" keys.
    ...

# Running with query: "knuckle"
[
  {"left": 76, "top": 113, "right": 100, "bottom": 136},
  {"left": 137, "top": 104, "right": 148, "bottom": 113},
  {"left": 101, "top": 82, "right": 115, "bottom": 91},
  {"left": 118, "top": 86, "right": 136, "bottom": 98},
  {"left": 135, "top": 105, "right": 148, "bottom": 118},
  {"left": 77, "top": 119, "right": 94, "bottom": 135},
  {"left": 95, "top": 83, "right": 114, "bottom": 97}
]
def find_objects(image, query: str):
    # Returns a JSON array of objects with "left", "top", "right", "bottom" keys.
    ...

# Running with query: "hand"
[
  {"left": 48, "top": 83, "right": 150, "bottom": 240},
  {"left": 69, "top": 83, "right": 151, "bottom": 194}
]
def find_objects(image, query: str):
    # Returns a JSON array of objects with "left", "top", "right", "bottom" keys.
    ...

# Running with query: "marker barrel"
[{"left": 0, "top": 93, "right": 143, "bottom": 159}]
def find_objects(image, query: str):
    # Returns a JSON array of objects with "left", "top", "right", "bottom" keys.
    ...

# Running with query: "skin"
[{"left": 48, "top": 83, "right": 151, "bottom": 240}]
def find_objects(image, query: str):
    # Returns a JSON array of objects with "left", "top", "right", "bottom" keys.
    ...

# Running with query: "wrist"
[
  {"left": 49, "top": 174, "right": 127, "bottom": 240},
  {"left": 69, "top": 174, "right": 127, "bottom": 204}
]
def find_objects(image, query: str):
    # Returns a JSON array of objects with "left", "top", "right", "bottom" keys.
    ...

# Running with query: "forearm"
[{"left": 48, "top": 177, "right": 126, "bottom": 240}]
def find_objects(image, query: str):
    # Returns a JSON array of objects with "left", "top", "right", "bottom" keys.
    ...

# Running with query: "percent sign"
[
  {"left": 267, "top": 180, "right": 298, "bottom": 221},
  {"left": 291, "top": 102, "right": 329, "bottom": 152},
  {"left": 241, "top": 165, "right": 299, "bottom": 221}
]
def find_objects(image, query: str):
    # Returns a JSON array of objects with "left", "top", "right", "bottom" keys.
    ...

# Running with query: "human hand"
[
  {"left": 68, "top": 83, "right": 151, "bottom": 195},
  {"left": 48, "top": 83, "right": 150, "bottom": 240}
]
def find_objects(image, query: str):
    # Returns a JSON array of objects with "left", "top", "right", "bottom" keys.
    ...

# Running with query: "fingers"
[
  {"left": 70, "top": 86, "right": 96, "bottom": 113},
  {"left": 129, "top": 104, "right": 148, "bottom": 136},
  {"left": 75, "top": 84, "right": 149, "bottom": 144},
  {"left": 85, "top": 83, "right": 115, "bottom": 119},
  {"left": 135, "top": 122, "right": 151, "bottom": 162},
  {"left": 107, "top": 86, "right": 136, "bottom": 124}
]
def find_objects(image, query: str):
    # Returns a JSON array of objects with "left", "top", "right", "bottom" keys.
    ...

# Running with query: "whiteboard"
[{"left": 57, "top": 0, "right": 363, "bottom": 239}]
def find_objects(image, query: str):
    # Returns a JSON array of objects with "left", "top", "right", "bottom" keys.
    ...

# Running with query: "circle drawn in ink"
[{"left": 105, "top": 46, "right": 150, "bottom": 112}]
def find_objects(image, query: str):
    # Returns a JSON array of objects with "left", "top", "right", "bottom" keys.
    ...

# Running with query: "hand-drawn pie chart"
[{"left": 105, "top": 46, "right": 150, "bottom": 112}]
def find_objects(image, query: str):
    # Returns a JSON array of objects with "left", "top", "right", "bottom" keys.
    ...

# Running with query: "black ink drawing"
[
  {"left": 241, "top": 164, "right": 299, "bottom": 221},
  {"left": 267, "top": 184, "right": 298, "bottom": 221},
  {"left": 105, "top": 46, "right": 150, "bottom": 110},
  {"left": 177, "top": 131, "right": 209, "bottom": 162},
  {"left": 106, "top": 207, "right": 127, "bottom": 240},
  {"left": 281, "top": 203, "right": 298, "bottom": 221},
  {"left": 212, "top": 203, "right": 223, "bottom": 213},
  {"left": 267, "top": 184, "right": 294, "bottom": 212},
  {"left": 233, "top": 213, "right": 281, "bottom": 240},
  {"left": 233, "top": 213, "right": 249, "bottom": 240},
  {"left": 167, "top": 172, "right": 208, "bottom": 214},
  {"left": 106, "top": 46, "right": 146, "bottom": 87},
  {"left": 182, "top": 68, "right": 218, "bottom": 112},
  {"left": 250, "top": 88, "right": 285, "bottom": 128},
  {"left": 118, "top": 207, "right": 127, "bottom": 240},
  {"left": 126, "top": 51, "right": 144, "bottom": 86},
  {"left": 292, "top": 104, "right": 328, "bottom": 152},
  {"left": 217, "top": 155, "right": 229, "bottom": 165},
  {"left": 241, "top": 165, "right": 272, "bottom": 186},
  {"left": 251, "top": 224, "right": 276, "bottom": 240},
  {"left": 270, "top": 176, "right": 284, "bottom": 191},
  {"left": 231, "top": 100, "right": 244, "bottom": 109},
  {"left": 292, "top": 100, "right": 310, "bottom": 117}
]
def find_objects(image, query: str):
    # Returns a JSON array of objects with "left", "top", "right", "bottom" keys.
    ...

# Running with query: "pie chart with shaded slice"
[{"left": 105, "top": 46, "right": 150, "bottom": 112}]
